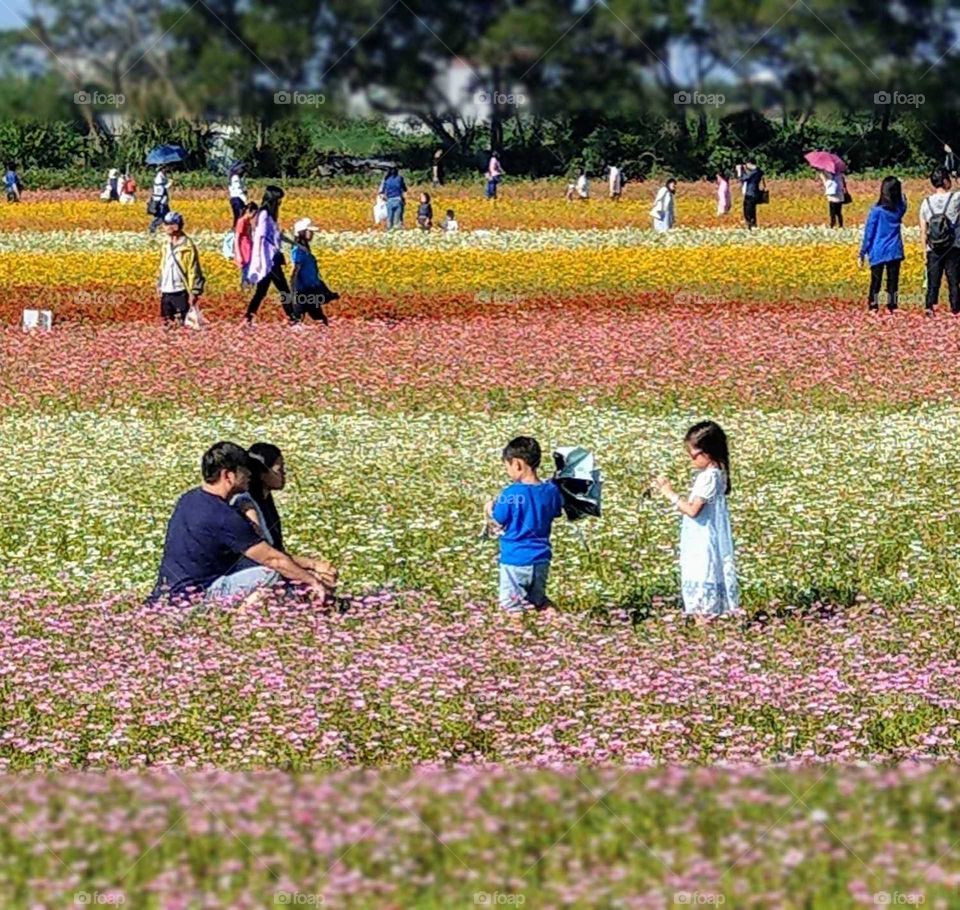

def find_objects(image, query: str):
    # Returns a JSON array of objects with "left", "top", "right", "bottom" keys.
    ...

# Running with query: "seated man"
[{"left": 148, "top": 440, "right": 327, "bottom": 605}]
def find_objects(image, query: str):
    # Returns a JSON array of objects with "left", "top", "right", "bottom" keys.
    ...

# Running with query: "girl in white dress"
[{"left": 656, "top": 421, "right": 740, "bottom": 620}]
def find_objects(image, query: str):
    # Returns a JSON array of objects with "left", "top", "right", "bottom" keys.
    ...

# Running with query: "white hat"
[
  {"left": 293, "top": 217, "right": 318, "bottom": 235},
  {"left": 109, "top": 168, "right": 119, "bottom": 177}
]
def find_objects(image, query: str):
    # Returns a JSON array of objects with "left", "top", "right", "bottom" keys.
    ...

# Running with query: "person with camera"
[{"left": 736, "top": 160, "right": 765, "bottom": 230}]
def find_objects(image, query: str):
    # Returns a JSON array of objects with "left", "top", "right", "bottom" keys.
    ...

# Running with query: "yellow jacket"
[{"left": 158, "top": 234, "right": 205, "bottom": 298}]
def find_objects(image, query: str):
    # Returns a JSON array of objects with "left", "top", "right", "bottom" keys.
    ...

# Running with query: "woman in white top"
[
  {"left": 608, "top": 164, "right": 623, "bottom": 200},
  {"left": 820, "top": 169, "right": 846, "bottom": 228},
  {"left": 229, "top": 163, "right": 247, "bottom": 226},
  {"left": 651, "top": 178, "right": 677, "bottom": 232},
  {"left": 148, "top": 166, "right": 171, "bottom": 234},
  {"left": 656, "top": 420, "right": 739, "bottom": 620}
]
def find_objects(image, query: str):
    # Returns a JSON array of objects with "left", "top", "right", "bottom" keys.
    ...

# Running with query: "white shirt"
[
  {"left": 229, "top": 173, "right": 246, "bottom": 201},
  {"left": 159, "top": 238, "right": 186, "bottom": 293},
  {"left": 576, "top": 174, "right": 589, "bottom": 197},
  {"left": 443, "top": 218, "right": 459, "bottom": 232},
  {"left": 152, "top": 171, "right": 169, "bottom": 200}
]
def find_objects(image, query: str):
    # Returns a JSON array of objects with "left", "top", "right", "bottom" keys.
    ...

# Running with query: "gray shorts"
[
  {"left": 499, "top": 562, "right": 550, "bottom": 613},
  {"left": 206, "top": 566, "right": 279, "bottom": 601}
]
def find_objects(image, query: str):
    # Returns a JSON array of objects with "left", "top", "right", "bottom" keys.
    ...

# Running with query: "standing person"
[
  {"left": 483, "top": 436, "right": 564, "bottom": 618},
  {"left": 148, "top": 165, "right": 171, "bottom": 234},
  {"left": 945, "top": 144, "right": 958, "bottom": 179},
  {"left": 157, "top": 211, "right": 205, "bottom": 327},
  {"left": 820, "top": 169, "right": 846, "bottom": 228},
  {"left": 919, "top": 166, "right": 960, "bottom": 316},
  {"left": 442, "top": 208, "right": 459, "bottom": 232},
  {"left": 716, "top": 170, "right": 731, "bottom": 216},
  {"left": 230, "top": 442, "right": 338, "bottom": 590},
  {"left": 233, "top": 201, "right": 259, "bottom": 288},
  {"left": 148, "top": 441, "right": 329, "bottom": 606},
  {"left": 417, "top": 192, "right": 433, "bottom": 230},
  {"left": 485, "top": 150, "right": 504, "bottom": 200},
  {"left": 381, "top": 167, "right": 407, "bottom": 230},
  {"left": 4, "top": 162, "right": 23, "bottom": 202},
  {"left": 650, "top": 178, "right": 677, "bottom": 232},
  {"left": 655, "top": 421, "right": 739, "bottom": 622},
  {"left": 859, "top": 176, "right": 906, "bottom": 314},
  {"left": 737, "top": 160, "right": 764, "bottom": 230},
  {"left": 608, "top": 163, "right": 623, "bottom": 201},
  {"left": 289, "top": 217, "right": 339, "bottom": 325},
  {"left": 575, "top": 169, "right": 589, "bottom": 200},
  {"left": 432, "top": 149, "right": 445, "bottom": 186},
  {"left": 245, "top": 185, "right": 295, "bottom": 325},
  {"left": 228, "top": 163, "right": 247, "bottom": 226}
]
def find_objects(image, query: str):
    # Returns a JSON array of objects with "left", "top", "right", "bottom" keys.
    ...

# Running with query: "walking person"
[
  {"left": 4, "top": 162, "right": 23, "bottom": 202},
  {"left": 289, "top": 217, "right": 339, "bottom": 325},
  {"left": 101, "top": 168, "right": 120, "bottom": 202},
  {"left": 655, "top": 421, "right": 739, "bottom": 623},
  {"left": 233, "top": 201, "right": 259, "bottom": 289},
  {"left": 919, "top": 166, "right": 960, "bottom": 316},
  {"left": 432, "top": 149, "right": 445, "bottom": 186},
  {"left": 737, "top": 160, "right": 764, "bottom": 230},
  {"left": 148, "top": 165, "right": 171, "bottom": 233},
  {"left": 820, "top": 169, "right": 846, "bottom": 228},
  {"left": 859, "top": 176, "right": 906, "bottom": 314},
  {"left": 716, "top": 170, "right": 731, "bottom": 216},
  {"left": 417, "top": 192, "right": 433, "bottom": 231},
  {"left": 945, "top": 144, "right": 958, "bottom": 180},
  {"left": 381, "top": 167, "right": 407, "bottom": 230},
  {"left": 245, "top": 185, "right": 295, "bottom": 325},
  {"left": 485, "top": 150, "right": 504, "bottom": 200},
  {"left": 157, "top": 211, "right": 205, "bottom": 328},
  {"left": 229, "top": 162, "right": 247, "bottom": 226},
  {"left": 650, "top": 178, "right": 677, "bottom": 232}
]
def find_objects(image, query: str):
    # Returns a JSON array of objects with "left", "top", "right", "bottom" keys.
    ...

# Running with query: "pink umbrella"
[{"left": 805, "top": 150, "right": 846, "bottom": 174}]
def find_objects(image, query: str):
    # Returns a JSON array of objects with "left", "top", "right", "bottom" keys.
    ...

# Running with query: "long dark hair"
[
  {"left": 684, "top": 421, "right": 731, "bottom": 493},
  {"left": 877, "top": 176, "right": 903, "bottom": 211},
  {"left": 246, "top": 442, "right": 282, "bottom": 502},
  {"left": 260, "top": 185, "right": 285, "bottom": 223}
]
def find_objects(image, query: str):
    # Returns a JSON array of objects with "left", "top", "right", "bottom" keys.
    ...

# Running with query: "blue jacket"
[{"left": 860, "top": 199, "right": 907, "bottom": 265}]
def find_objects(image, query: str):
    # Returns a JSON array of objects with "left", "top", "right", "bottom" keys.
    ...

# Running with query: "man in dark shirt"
[{"left": 148, "top": 441, "right": 327, "bottom": 605}]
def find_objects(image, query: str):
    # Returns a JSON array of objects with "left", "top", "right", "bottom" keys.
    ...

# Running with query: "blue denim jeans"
[
  {"left": 206, "top": 566, "right": 279, "bottom": 601},
  {"left": 386, "top": 196, "right": 404, "bottom": 229},
  {"left": 498, "top": 562, "right": 550, "bottom": 612}
]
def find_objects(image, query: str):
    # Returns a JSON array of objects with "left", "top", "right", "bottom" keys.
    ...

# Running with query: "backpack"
[
  {"left": 927, "top": 192, "right": 957, "bottom": 252},
  {"left": 221, "top": 230, "right": 235, "bottom": 260}
]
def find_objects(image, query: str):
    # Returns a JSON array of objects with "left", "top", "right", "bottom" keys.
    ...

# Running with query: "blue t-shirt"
[
  {"left": 492, "top": 480, "right": 564, "bottom": 566},
  {"left": 149, "top": 487, "right": 263, "bottom": 602},
  {"left": 291, "top": 244, "right": 320, "bottom": 291},
  {"left": 382, "top": 174, "right": 407, "bottom": 198},
  {"left": 4, "top": 170, "right": 18, "bottom": 190}
]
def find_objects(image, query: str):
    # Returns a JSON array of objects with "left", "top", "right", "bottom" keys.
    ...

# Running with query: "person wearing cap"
[
  {"left": 228, "top": 162, "right": 247, "bottom": 226},
  {"left": 290, "top": 217, "right": 340, "bottom": 325},
  {"left": 158, "top": 211, "right": 205, "bottom": 326},
  {"left": 147, "top": 441, "right": 329, "bottom": 607},
  {"left": 101, "top": 168, "right": 120, "bottom": 202}
]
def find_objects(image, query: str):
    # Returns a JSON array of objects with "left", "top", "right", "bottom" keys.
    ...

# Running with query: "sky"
[{"left": 0, "top": 0, "right": 29, "bottom": 30}]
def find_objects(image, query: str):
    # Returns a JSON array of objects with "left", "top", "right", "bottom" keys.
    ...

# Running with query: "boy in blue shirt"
[{"left": 484, "top": 436, "right": 564, "bottom": 614}]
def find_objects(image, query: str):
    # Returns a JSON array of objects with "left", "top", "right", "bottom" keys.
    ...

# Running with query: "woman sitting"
[{"left": 231, "top": 442, "right": 338, "bottom": 592}]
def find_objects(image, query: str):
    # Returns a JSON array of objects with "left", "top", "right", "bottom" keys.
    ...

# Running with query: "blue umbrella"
[{"left": 145, "top": 144, "right": 188, "bottom": 166}]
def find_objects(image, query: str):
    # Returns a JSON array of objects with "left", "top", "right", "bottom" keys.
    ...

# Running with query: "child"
[
  {"left": 716, "top": 171, "right": 731, "bottom": 216},
  {"left": 4, "top": 163, "right": 23, "bottom": 203},
  {"left": 484, "top": 436, "right": 564, "bottom": 616},
  {"left": 119, "top": 173, "right": 137, "bottom": 204},
  {"left": 656, "top": 421, "right": 739, "bottom": 621},
  {"left": 234, "top": 201, "right": 259, "bottom": 288},
  {"left": 417, "top": 192, "right": 433, "bottom": 231},
  {"left": 373, "top": 192, "right": 388, "bottom": 228},
  {"left": 157, "top": 211, "right": 205, "bottom": 327},
  {"left": 442, "top": 208, "right": 459, "bottom": 232},
  {"left": 290, "top": 217, "right": 340, "bottom": 325}
]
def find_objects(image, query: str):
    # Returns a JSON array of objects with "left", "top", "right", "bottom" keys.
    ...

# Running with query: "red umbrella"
[{"left": 804, "top": 150, "right": 846, "bottom": 174}]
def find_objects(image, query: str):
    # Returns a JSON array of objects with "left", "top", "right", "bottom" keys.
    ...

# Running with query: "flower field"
[{"left": 3, "top": 178, "right": 960, "bottom": 907}]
